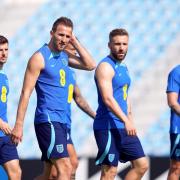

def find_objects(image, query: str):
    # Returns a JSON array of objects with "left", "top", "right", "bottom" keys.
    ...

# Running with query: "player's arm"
[
  {"left": 68, "top": 34, "right": 96, "bottom": 71},
  {"left": 95, "top": 62, "right": 136, "bottom": 135},
  {"left": 0, "top": 118, "right": 11, "bottom": 135},
  {"left": 127, "top": 97, "right": 133, "bottom": 122},
  {"left": 167, "top": 92, "right": 180, "bottom": 116},
  {"left": 73, "top": 84, "right": 96, "bottom": 119},
  {"left": 11, "top": 52, "right": 44, "bottom": 145}
]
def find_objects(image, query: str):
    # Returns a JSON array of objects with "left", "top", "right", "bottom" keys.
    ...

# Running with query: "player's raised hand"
[
  {"left": 124, "top": 120, "right": 137, "bottom": 136},
  {"left": 0, "top": 120, "right": 12, "bottom": 135},
  {"left": 11, "top": 124, "right": 23, "bottom": 145},
  {"left": 69, "top": 33, "right": 79, "bottom": 45}
]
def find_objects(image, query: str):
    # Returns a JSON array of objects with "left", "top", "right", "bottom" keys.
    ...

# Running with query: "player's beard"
[
  {"left": 51, "top": 37, "right": 66, "bottom": 52},
  {"left": 0, "top": 57, "right": 7, "bottom": 64},
  {"left": 59, "top": 42, "right": 66, "bottom": 50},
  {"left": 111, "top": 51, "right": 127, "bottom": 62},
  {"left": 54, "top": 41, "right": 65, "bottom": 51},
  {"left": 0, "top": 61, "right": 6, "bottom": 68}
]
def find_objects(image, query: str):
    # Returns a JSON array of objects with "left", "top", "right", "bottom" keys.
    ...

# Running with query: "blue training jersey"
[
  {"left": 66, "top": 69, "right": 76, "bottom": 129},
  {"left": 94, "top": 56, "right": 131, "bottom": 130},
  {"left": 34, "top": 44, "right": 71, "bottom": 124},
  {"left": 0, "top": 70, "right": 9, "bottom": 137},
  {"left": 166, "top": 64, "right": 180, "bottom": 134}
]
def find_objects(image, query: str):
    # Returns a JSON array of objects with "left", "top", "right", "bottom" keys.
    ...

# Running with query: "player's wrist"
[
  {"left": 15, "top": 121, "right": 23, "bottom": 128},
  {"left": 123, "top": 117, "right": 130, "bottom": 124}
]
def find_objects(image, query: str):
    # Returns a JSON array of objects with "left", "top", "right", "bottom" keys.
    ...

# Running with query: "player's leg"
[
  {"left": 67, "top": 144, "right": 79, "bottom": 179},
  {"left": 51, "top": 157, "right": 72, "bottom": 180},
  {"left": 3, "top": 159, "right": 21, "bottom": 180},
  {"left": 34, "top": 123, "right": 54, "bottom": 179},
  {"left": 94, "top": 129, "right": 119, "bottom": 180},
  {"left": 125, "top": 157, "right": 148, "bottom": 180},
  {"left": 100, "top": 165, "right": 117, "bottom": 180},
  {"left": 48, "top": 164, "right": 57, "bottom": 180},
  {"left": 1, "top": 136, "right": 21, "bottom": 180},
  {"left": 48, "top": 158, "right": 73, "bottom": 180},
  {"left": 48, "top": 145, "right": 76, "bottom": 180},
  {"left": 50, "top": 122, "right": 72, "bottom": 180},
  {"left": 119, "top": 129, "right": 148, "bottom": 180},
  {"left": 34, "top": 162, "right": 52, "bottom": 180},
  {"left": 167, "top": 160, "right": 180, "bottom": 180},
  {"left": 34, "top": 122, "right": 72, "bottom": 180},
  {"left": 167, "top": 133, "right": 180, "bottom": 180},
  {"left": 48, "top": 128, "right": 77, "bottom": 180}
]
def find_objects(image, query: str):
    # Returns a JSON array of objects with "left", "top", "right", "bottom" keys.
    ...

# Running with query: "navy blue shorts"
[
  {"left": 67, "top": 128, "right": 73, "bottom": 145},
  {"left": 35, "top": 122, "right": 69, "bottom": 162},
  {"left": 170, "top": 133, "right": 180, "bottom": 161},
  {"left": 0, "top": 136, "right": 19, "bottom": 165},
  {"left": 94, "top": 129, "right": 145, "bottom": 166}
]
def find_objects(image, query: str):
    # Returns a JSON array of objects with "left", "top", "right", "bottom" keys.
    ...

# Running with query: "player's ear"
[
  {"left": 108, "top": 42, "right": 111, "bottom": 49},
  {"left": 50, "top": 30, "right": 53, "bottom": 37}
]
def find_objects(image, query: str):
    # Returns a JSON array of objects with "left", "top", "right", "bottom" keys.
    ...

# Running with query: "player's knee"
[
  {"left": 140, "top": 162, "right": 148, "bottom": 175},
  {"left": 109, "top": 167, "right": 117, "bottom": 177},
  {"left": 170, "top": 162, "right": 180, "bottom": 175},
  {"left": 137, "top": 159, "right": 149, "bottom": 175},
  {"left": 65, "top": 160, "right": 72, "bottom": 172},
  {"left": 58, "top": 159, "right": 72, "bottom": 176},
  {"left": 102, "top": 166, "right": 117, "bottom": 178}
]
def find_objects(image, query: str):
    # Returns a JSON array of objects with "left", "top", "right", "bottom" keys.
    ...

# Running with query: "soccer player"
[
  {"left": 166, "top": 65, "right": 180, "bottom": 180},
  {"left": 49, "top": 43, "right": 96, "bottom": 180},
  {"left": 11, "top": 17, "right": 96, "bottom": 180},
  {"left": 0, "top": 35, "right": 21, "bottom": 180},
  {"left": 94, "top": 28, "right": 148, "bottom": 180}
]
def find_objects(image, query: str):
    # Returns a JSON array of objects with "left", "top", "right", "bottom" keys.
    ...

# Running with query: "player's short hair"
[
  {"left": 109, "top": 28, "right": 129, "bottom": 42},
  {"left": 0, "top": 35, "right": 8, "bottom": 45},
  {"left": 52, "top": 17, "right": 73, "bottom": 32}
]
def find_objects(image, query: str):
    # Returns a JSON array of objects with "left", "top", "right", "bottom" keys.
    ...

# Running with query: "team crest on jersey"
[
  {"left": 108, "top": 154, "right": 115, "bottom": 162},
  {"left": 56, "top": 144, "right": 64, "bottom": 153},
  {"left": 62, "top": 58, "right": 68, "bottom": 66}
]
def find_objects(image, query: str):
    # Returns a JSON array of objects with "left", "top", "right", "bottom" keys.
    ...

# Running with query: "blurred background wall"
[{"left": 0, "top": 0, "right": 180, "bottom": 179}]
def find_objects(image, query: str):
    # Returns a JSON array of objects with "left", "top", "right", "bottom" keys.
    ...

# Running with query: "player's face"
[
  {"left": 0, "top": 43, "right": 8, "bottom": 65},
  {"left": 109, "top": 35, "right": 128, "bottom": 61},
  {"left": 51, "top": 24, "right": 72, "bottom": 51}
]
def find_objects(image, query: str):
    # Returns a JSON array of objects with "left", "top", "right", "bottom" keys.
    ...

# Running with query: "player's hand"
[
  {"left": 124, "top": 120, "right": 137, "bottom": 136},
  {"left": 70, "top": 33, "right": 79, "bottom": 45},
  {"left": 11, "top": 124, "right": 23, "bottom": 145},
  {"left": 0, "top": 121, "right": 12, "bottom": 135}
]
